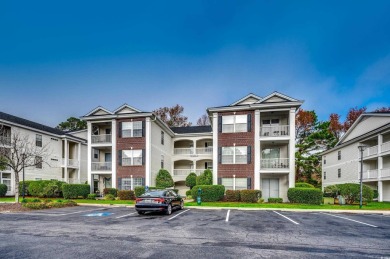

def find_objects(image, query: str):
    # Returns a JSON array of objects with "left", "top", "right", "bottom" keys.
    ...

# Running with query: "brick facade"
[{"left": 218, "top": 110, "right": 255, "bottom": 188}]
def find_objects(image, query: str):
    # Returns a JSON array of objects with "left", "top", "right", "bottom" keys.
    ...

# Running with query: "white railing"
[
  {"left": 0, "top": 136, "right": 11, "bottom": 145},
  {"left": 260, "top": 125, "right": 289, "bottom": 137},
  {"left": 363, "top": 145, "right": 378, "bottom": 157},
  {"left": 381, "top": 142, "right": 390, "bottom": 153},
  {"left": 261, "top": 158, "right": 290, "bottom": 169},
  {"left": 196, "top": 147, "right": 213, "bottom": 155},
  {"left": 381, "top": 168, "right": 390, "bottom": 178},
  {"left": 91, "top": 162, "right": 112, "bottom": 171},
  {"left": 91, "top": 134, "right": 112, "bottom": 144},
  {"left": 362, "top": 169, "right": 378, "bottom": 179},
  {"left": 173, "top": 169, "right": 194, "bottom": 176},
  {"left": 174, "top": 148, "right": 194, "bottom": 155},
  {"left": 61, "top": 159, "right": 80, "bottom": 167}
]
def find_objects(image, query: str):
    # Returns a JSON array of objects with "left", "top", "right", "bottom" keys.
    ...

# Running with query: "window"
[
  {"left": 338, "top": 151, "right": 341, "bottom": 160},
  {"left": 161, "top": 131, "right": 164, "bottom": 145},
  {"left": 36, "top": 134, "right": 42, "bottom": 147},
  {"left": 133, "top": 178, "right": 143, "bottom": 187},
  {"left": 122, "top": 150, "right": 142, "bottom": 166},
  {"left": 161, "top": 155, "right": 164, "bottom": 169},
  {"left": 121, "top": 178, "right": 143, "bottom": 190},
  {"left": 222, "top": 115, "right": 247, "bottom": 133},
  {"left": 93, "top": 149, "right": 99, "bottom": 159},
  {"left": 122, "top": 121, "right": 143, "bottom": 138},
  {"left": 323, "top": 156, "right": 326, "bottom": 165},
  {"left": 221, "top": 146, "right": 247, "bottom": 164},
  {"left": 222, "top": 177, "right": 247, "bottom": 190},
  {"left": 1, "top": 173, "right": 11, "bottom": 192},
  {"left": 35, "top": 178, "right": 42, "bottom": 181},
  {"left": 35, "top": 156, "right": 42, "bottom": 169},
  {"left": 235, "top": 178, "right": 247, "bottom": 190},
  {"left": 222, "top": 178, "right": 233, "bottom": 190},
  {"left": 324, "top": 172, "right": 326, "bottom": 180},
  {"left": 338, "top": 169, "right": 341, "bottom": 178},
  {"left": 51, "top": 138, "right": 58, "bottom": 141}
]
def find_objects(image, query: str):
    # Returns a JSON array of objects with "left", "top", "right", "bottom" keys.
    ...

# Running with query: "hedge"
[
  {"left": 19, "top": 180, "right": 35, "bottom": 196},
  {"left": 26, "top": 180, "right": 65, "bottom": 198},
  {"left": 118, "top": 190, "right": 135, "bottom": 200},
  {"left": 62, "top": 184, "right": 90, "bottom": 199},
  {"left": 87, "top": 194, "right": 97, "bottom": 200},
  {"left": 0, "top": 184, "right": 7, "bottom": 197},
  {"left": 22, "top": 200, "right": 77, "bottom": 210},
  {"left": 323, "top": 183, "right": 374, "bottom": 204},
  {"left": 295, "top": 182, "right": 315, "bottom": 188},
  {"left": 287, "top": 188, "right": 323, "bottom": 205},
  {"left": 185, "top": 190, "right": 192, "bottom": 196},
  {"left": 196, "top": 169, "right": 213, "bottom": 185},
  {"left": 225, "top": 190, "right": 241, "bottom": 202},
  {"left": 191, "top": 185, "right": 225, "bottom": 202},
  {"left": 240, "top": 190, "right": 261, "bottom": 203},
  {"left": 268, "top": 197, "right": 283, "bottom": 203},
  {"left": 103, "top": 188, "right": 118, "bottom": 197}
]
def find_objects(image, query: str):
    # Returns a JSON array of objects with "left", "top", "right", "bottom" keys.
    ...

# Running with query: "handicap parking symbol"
[{"left": 84, "top": 212, "right": 113, "bottom": 217}]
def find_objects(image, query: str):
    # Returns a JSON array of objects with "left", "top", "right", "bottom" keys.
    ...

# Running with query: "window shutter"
[
  {"left": 205, "top": 162, "right": 207, "bottom": 169},
  {"left": 118, "top": 178, "right": 122, "bottom": 190},
  {"left": 142, "top": 120, "right": 145, "bottom": 137},
  {"left": 141, "top": 177, "right": 145, "bottom": 186},
  {"left": 247, "top": 146, "right": 251, "bottom": 164},
  {"left": 218, "top": 115, "right": 222, "bottom": 132},
  {"left": 218, "top": 177, "right": 222, "bottom": 185},
  {"left": 118, "top": 122, "right": 122, "bottom": 138},
  {"left": 142, "top": 149, "right": 145, "bottom": 165},
  {"left": 118, "top": 150, "right": 122, "bottom": 166},
  {"left": 247, "top": 114, "right": 252, "bottom": 132},
  {"left": 247, "top": 177, "right": 251, "bottom": 189},
  {"left": 218, "top": 147, "right": 222, "bottom": 164}
]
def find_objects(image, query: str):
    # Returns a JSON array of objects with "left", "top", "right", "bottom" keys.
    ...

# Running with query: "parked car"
[{"left": 135, "top": 190, "right": 184, "bottom": 215}]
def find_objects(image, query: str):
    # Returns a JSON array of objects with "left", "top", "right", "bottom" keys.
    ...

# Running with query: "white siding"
[{"left": 343, "top": 116, "right": 390, "bottom": 143}]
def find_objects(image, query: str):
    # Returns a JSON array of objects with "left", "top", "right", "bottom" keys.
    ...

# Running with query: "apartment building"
[
  {"left": 0, "top": 112, "right": 88, "bottom": 196},
  {"left": 322, "top": 112, "right": 390, "bottom": 202},
  {"left": 83, "top": 92, "right": 302, "bottom": 200}
]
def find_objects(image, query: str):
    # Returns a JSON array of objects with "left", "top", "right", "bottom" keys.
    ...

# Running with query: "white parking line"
[
  {"left": 273, "top": 211, "right": 299, "bottom": 225},
  {"left": 226, "top": 210, "right": 231, "bottom": 222},
  {"left": 59, "top": 208, "right": 106, "bottom": 216},
  {"left": 167, "top": 209, "right": 190, "bottom": 221},
  {"left": 116, "top": 212, "right": 137, "bottom": 219},
  {"left": 320, "top": 212, "right": 378, "bottom": 228}
]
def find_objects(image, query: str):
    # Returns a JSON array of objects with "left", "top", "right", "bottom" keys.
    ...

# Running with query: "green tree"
[
  {"left": 153, "top": 105, "right": 192, "bottom": 127},
  {"left": 196, "top": 169, "right": 213, "bottom": 185},
  {"left": 185, "top": 172, "right": 197, "bottom": 189},
  {"left": 155, "top": 169, "right": 174, "bottom": 188},
  {"left": 56, "top": 117, "right": 87, "bottom": 131}
]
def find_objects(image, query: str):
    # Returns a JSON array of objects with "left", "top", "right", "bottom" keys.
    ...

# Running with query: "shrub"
[
  {"left": 22, "top": 202, "right": 48, "bottom": 209},
  {"left": 185, "top": 173, "right": 197, "bottom": 189},
  {"left": 104, "top": 194, "right": 115, "bottom": 200},
  {"left": 191, "top": 185, "right": 225, "bottom": 202},
  {"left": 288, "top": 188, "right": 323, "bottom": 205},
  {"left": 295, "top": 182, "right": 315, "bottom": 188},
  {"left": 185, "top": 190, "right": 192, "bottom": 196},
  {"left": 225, "top": 190, "right": 241, "bottom": 202},
  {"left": 258, "top": 198, "right": 264, "bottom": 203},
  {"left": 240, "top": 190, "right": 261, "bottom": 203},
  {"left": 337, "top": 183, "right": 374, "bottom": 204},
  {"left": 196, "top": 169, "right": 213, "bottom": 185},
  {"left": 323, "top": 185, "right": 340, "bottom": 198},
  {"left": 117, "top": 190, "right": 135, "bottom": 200},
  {"left": 87, "top": 194, "right": 97, "bottom": 200},
  {"left": 268, "top": 197, "right": 283, "bottom": 203},
  {"left": 0, "top": 183, "right": 7, "bottom": 197},
  {"left": 24, "top": 180, "right": 64, "bottom": 198},
  {"left": 62, "top": 184, "right": 90, "bottom": 199},
  {"left": 134, "top": 186, "right": 145, "bottom": 197},
  {"left": 18, "top": 180, "right": 35, "bottom": 196},
  {"left": 156, "top": 169, "right": 174, "bottom": 188},
  {"left": 31, "top": 198, "right": 41, "bottom": 203},
  {"left": 103, "top": 188, "right": 118, "bottom": 197}
]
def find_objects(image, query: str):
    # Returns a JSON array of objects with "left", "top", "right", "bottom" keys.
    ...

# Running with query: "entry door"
[
  {"left": 262, "top": 178, "right": 279, "bottom": 200},
  {"left": 105, "top": 153, "right": 112, "bottom": 162}
]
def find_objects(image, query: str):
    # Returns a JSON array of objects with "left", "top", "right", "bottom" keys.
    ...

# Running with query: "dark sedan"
[{"left": 135, "top": 190, "right": 184, "bottom": 215}]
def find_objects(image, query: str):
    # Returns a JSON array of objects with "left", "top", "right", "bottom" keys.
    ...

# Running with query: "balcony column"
[
  {"left": 212, "top": 112, "right": 218, "bottom": 184},
  {"left": 112, "top": 120, "right": 117, "bottom": 188},
  {"left": 254, "top": 110, "right": 261, "bottom": 190},
  {"left": 288, "top": 108, "right": 296, "bottom": 188},
  {"left": 193, "top": 160, "right": 197, "bottom": 175},
  {"left": 77, "top": 143, "right": 81, "bottom": 182},
  {"left": 193, "top": 140, "right": 196, "bottom": 155},
  {"left": 64, "top": 139, "right": 68, "bottom": 183},
  {"left": 378, "top": 180, "right": 383, "bottom": 202},
  {"left": 87, "top": 121, "right": 92, "bottom": 193}
]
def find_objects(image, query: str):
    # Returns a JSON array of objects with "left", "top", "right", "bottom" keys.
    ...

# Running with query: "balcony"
[
  {"left": 363, "top": 146, "right": 378, "bottom": 157},
  {"left": 174, "top": 147, "right": 213, "bottom": 156},
  {"left": 62, "top": 159, "right": 80, "bottom": 168},
  {"left": 361, "top": 169, "right": 378, "bottom": 180},
  {"left": 260, "top": 158, "right": 289, "bottom": 170},
  {"left": 0, "top": 136, "right": 11, "bottom": 146},
  {"left": 91, "top": 134, "right": 112, "bottom": 144},
  {"left": 260, "top": 125, "right": 289, "bottom": 137},
  {"left": 91, "top": 162, "right": 112, "bottom": 171},
  {"left": 381, "top": 142, "right": 390, "bottom": 153}
]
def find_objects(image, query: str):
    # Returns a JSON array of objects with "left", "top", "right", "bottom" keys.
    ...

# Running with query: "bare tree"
[
  {"left": 153, "top": 104, "right": 192, "bottom": 127},
  {"left": 0, "top": 130, "right": 50, "bottom": 202},
  {"left": 197, "top": 114, "right": 210, "bottom": 126}
]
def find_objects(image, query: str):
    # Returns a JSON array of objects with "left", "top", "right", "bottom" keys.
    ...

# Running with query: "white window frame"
[
  {"left": 1, "top": 173, "right": 11, "bottom": 192},
  {"left": 222, "top": 115, "right": 247, "bottom": 133},
  {"left": 122, "top": 150, "right": 143, "bottom": 166},
  {"left": 36, "top": 134, "right": 42, "bottom": 147},
  {"left": 122, "top": 121, "right": 143, "bottom": 138},
  {"left": 222, "top": 146, "right": 247, "bottom": 164}
]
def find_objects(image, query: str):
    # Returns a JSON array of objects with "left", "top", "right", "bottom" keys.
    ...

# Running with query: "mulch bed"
[{"left": 0, "top": 203, "right": 30, "bottom": 213}]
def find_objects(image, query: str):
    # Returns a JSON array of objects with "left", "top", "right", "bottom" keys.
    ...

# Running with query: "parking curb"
[{"left": 77, "top": 203, "right": 135, "bottom": 208}]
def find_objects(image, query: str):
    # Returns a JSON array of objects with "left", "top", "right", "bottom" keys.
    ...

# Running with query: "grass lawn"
[
  {"left": 0, "top": 197, "right": 18, "bottom": 202},
  {"left": 184, "top": 201, "right": 390, "bottom": 210},
  {"left": 0, "top": 197, "right": 134, "bottom": 205}
]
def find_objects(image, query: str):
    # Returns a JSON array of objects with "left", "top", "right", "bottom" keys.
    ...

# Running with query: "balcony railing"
[
  {"left": 261, "top": 158, "right": 289, "bottom": 169},
  {"left": 62, "top": 159, "right": 80, "bottom": 167},
  {"left": 196, "top": 147, "right": 213, "bottom": 155},
  {"left": 174, "top": 147, "right": 213, "bottom": 155},
  {"left": 260, "top": 125, "right": 289, "bottom": 137},
  {"left": 59, "top": 178, "right": 82, "bottom": 184},
  {"left": 0, "top": 136, "right": 11, "bottom": 145},
  {"left": 91, "top": 134, "right": 112, "bottom": 144},
  {"left": 174, "top": 148, "right": 194, "bottom": 155},
  {"left": 91, "top": 162, "right": 112, "bottom": 171},
  {"left": 361, "top": 169, "right": 378, "bottom": 180},
  {"left": 382, "top": 168, "right": 390, "bottom": 178},
  {"left": 173, "top": 169, "right": 194, "bottom": 176},
  {"left": 363, "top": 146, "right": 378, "bottom": 157},
  {"left": 381, "top": 142, "right": 390, "bottom": 153}
]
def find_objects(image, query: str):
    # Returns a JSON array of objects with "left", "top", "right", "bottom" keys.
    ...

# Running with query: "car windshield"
[{"left": 140, "top": 191, "right": 165, "bottom": 197}]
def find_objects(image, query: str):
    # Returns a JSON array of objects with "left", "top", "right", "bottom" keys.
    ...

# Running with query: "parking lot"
[{"left": 1, "top": 206, "right": 390, "bottom": 258}]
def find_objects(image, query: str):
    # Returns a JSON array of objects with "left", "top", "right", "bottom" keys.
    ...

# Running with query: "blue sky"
[{"left": 1, "top": 1, "right": 390, "bottom": 127}]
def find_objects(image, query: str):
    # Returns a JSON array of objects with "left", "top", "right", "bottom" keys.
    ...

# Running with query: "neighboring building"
[
  {"left": 322, "top": 112, "right": 390, "bottom": 202},
  {"left": 0, "top": 112, "right": 88, "bottom": 196},
  {"left": 82, "top": 92, "right": 302, "bottom": 200}
]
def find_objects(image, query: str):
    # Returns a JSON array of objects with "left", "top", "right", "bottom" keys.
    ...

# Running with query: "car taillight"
[
  {"left": 136, "top": 198, "right": 142, "bottom": 203},
  {"left": 153, "top": 198, "right": 164, "bottom": 204}
]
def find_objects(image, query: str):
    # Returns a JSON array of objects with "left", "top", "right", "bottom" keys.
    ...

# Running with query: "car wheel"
[
  {"left": 138, "top": 211, "right": 145, "bottom": 215},
  {"left": 166, "top": 204, "right": 172, "bottom": 215},
  {"left": 180, "top": 200, "right": 184, "bottom": 210}
]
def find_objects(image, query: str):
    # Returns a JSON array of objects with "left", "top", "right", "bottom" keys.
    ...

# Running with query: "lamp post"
[
  {"left": 357, "top": 146, "right": 366, "bottom": 209},
  {"left": 22, "top": 154, "right": 25, "bottom": 199}
]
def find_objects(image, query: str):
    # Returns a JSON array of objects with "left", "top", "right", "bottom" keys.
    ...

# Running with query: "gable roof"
[
  {"left": 113, "top": 104, "right": 142, "bottom": 114},
  {"left": 230, "top": 93, "right": 262, "bottom": 106},
  {"left": 170, "top": 126, "right": 212, "bottom": 134},
  {"left": 256, "top": 91, "right": 299, "bottom": 104},
  {"left": 84, "top": 106, "right": 113, "bottom": 117}
]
